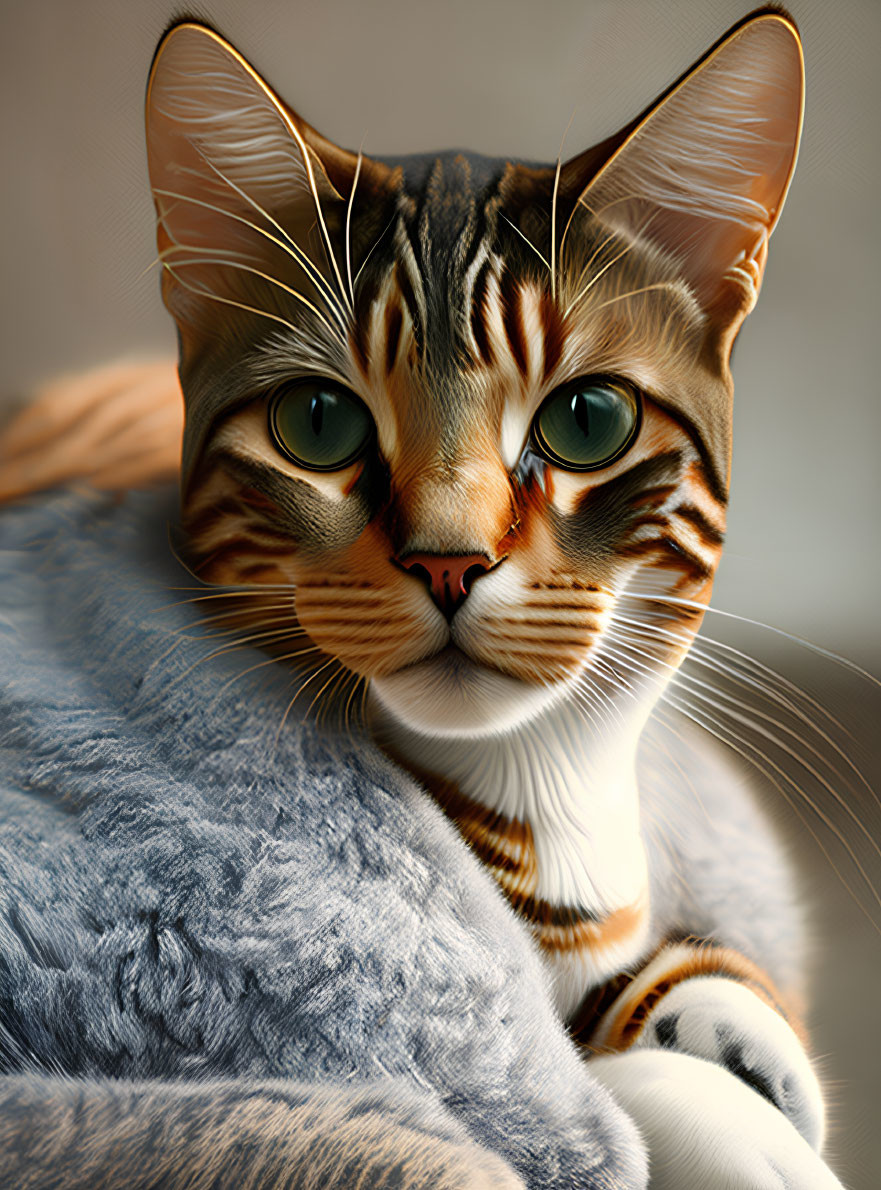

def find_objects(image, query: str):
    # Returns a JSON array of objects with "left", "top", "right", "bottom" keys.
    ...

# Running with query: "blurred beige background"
[{"left": 1, "top": 0, "right": 879, "bottom": 1185}]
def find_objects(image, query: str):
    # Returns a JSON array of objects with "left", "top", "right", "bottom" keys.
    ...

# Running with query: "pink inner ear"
[
  {"left": 147, "top": 24, "right": 314, "bottom": 226},
  {"left": 564, "top": 15, "right": 804, "bottom": 310},
  {"left": 145, "top": 21, "right": 355, "bottom": 342}
]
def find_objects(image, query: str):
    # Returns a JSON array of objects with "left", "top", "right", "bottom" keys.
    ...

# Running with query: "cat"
[{"left": 0, "top": 7, "right": 849, "bottom": 1187}]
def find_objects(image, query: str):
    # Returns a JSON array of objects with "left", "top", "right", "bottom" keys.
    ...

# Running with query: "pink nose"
[{"left": 397, "top": 553, "right": 491, "bottom": 620}]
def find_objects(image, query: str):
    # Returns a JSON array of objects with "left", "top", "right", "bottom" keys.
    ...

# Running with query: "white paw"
[
  {"left": 591, "top": 1049, "right": 843, "bottom": 1190},
  {"left": 631, "top": 977, "right": 824, "bottom": 1150}
]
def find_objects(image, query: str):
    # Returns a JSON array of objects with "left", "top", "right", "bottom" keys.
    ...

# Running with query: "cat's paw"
[
  {"left": 591, "top": 1049, "right": 843, "bottom": 1190},
  {"left": 630, "top": 976, "right": 824, "bottom": 1150},
  {"left": 590, "top": 945, "right": 824, "bottom": 1150}
]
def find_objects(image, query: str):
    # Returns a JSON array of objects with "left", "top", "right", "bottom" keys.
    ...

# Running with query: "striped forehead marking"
[{"left": 465, "top": 256, "right": 566, "bottom": 387}]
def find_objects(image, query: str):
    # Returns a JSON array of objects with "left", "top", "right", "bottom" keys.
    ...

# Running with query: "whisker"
[
  {"left": 193, "top": 150, "right": 347, "bottom": 322},
  {"left": 611, "top": 624, "right": 881, "bottom": 858},
  {"left": 653, "top": 701, "right": 872, "bottom": 918},
  {"left": 570, "top": 681, "right": 621, "bottom": 738},
  {"left": 283, "top": 126, "right": 352, "bottom": 316},
  {"left": 587, "top": 281, "right": 683, "bottom": 315},
  {"left": 563, "top": 205, "right": 664, "bottom": 320},
  {"left": 621, "top": 590, "right": 881, "bottom": 691},
  {"left": 352, "top": 214, "right": 396, "bottom": 290},
  {"left": 612, "top": 613, "right": 870, "bottom": 801},
  {"left": 318, "top": 666, "right": 349, "bottom": 733},
  {"left": 161, "top": 252, "right": 342, "bottom": 340},
  {"left": 563, "top": 240, "right": 638, "bottom": 318},
  {"left": 342, "top": 671, "right": 367, "bottom": 738},
  {"left": 215, "top": 643, "right": 321, "bottom": 698},
  {"left": 346, "top": 147, "right": 364, "bottom": 307},
  {"left": 162, "top": 262, "right": 307, "bottom": 339},
  {"left": 595, "top": 630, "right": 881, "bottom": 924},
  {"left": 273, "top": 656, "right": 339, "bottom": 748},
  {"left": 183, "top": 602, "right": 295, "bottom": 630},
  {"left": 678, "top": 623, "right": 851, "bottom": 743},
  {"left": 305, "top": 662, "right": 351, "bottom": 727},
  {"left": 153, "top": 186, "right": 345, "bottom": 330},
  {"left": 165, "top": 583, "right": 295, "bottom": 593},
  {"left": 549, "top": 110, "right": 575, "bottom": 301},
  {"left": 171, "top": 627, "right": 307, "bottom": 687},
  {"left": 644, "top": 709, "right": 714, "bottom": 829},
  {"left": 186, "top": 618, "right": 305, "bottom": 644},
  {"left": 499, "top": 213, "right": 550, "bottom": 272},
  {"left": 562, "top": 226, "right": 624, "bottom": 314},
  {"left": 657, "top": 695, "right": 881, "bottom": 933},
  {"left": 157, "top": 587, "right": 293, "bottom": 612},
  {"left": 558, "top": 188, "right": 645, "bottom": 271}
]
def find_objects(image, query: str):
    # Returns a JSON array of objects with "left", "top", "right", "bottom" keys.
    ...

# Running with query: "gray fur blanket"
[{"left": 0, "top": 489, "right": 646, "bottom": 1188}]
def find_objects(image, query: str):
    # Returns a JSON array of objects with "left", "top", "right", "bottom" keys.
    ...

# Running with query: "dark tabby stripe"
[
  {"left": 539, "top": 292, "right": 564, "bottom": 380},
  {"left": 396, "top": 762, "right": 644, "bottom": 963},
  {"left": 195, "top": 533, "right": 292, "bottom": 560},
  {"left": 530, "top": 581, "right": 602, "bottom": 592},
  {"left": 526, "top": 901, "right": 646, "bottom": 958},
  {"left": 553, "top": 452, "right": 684, "bottom": 560},
  {"left": 655, "top": 400, "right": 729, "bottom": 506},
  {"left": 629, "top": 484, "right": 679, "bottom": 510},
  {"left": 510, "top": 894, "right": 600, "bottom": 928},
  {"left": 499, "top": 268, "right": 528, "bottom": 377},
  {"left": 470, "top": 258, "right": 494, "bottom": 364},
  {"left": 617, "top": 536, "right": 713, "bottom": 582},
  {"left": 675, "top": 502, "right": 726, "bottom": 545},
  {"left": 184, "top": 495, "right": 255, "bottom": 540},
  {"left": 395, "top": 260, "right": 423, "bottom": 355}
]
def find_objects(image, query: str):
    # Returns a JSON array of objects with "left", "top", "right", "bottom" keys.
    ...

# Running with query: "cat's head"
[{"left": 146, "top": 12, "right": 802, "bottom": 739}]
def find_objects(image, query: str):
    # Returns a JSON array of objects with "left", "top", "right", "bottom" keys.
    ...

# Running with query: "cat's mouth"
[
  {"left": 420, "top": 643, "right": 477, "bottom": 674},
  {"left": 369, "top": 641, "right": 567, "bottom": 738}
]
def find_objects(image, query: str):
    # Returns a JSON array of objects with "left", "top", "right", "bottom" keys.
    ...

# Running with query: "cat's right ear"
[
  {"left": 559, "top": 11, "right": 804, "bottom": 348},
  {"left": 145, "top": 22, "right": 390, "bottom": 339}
]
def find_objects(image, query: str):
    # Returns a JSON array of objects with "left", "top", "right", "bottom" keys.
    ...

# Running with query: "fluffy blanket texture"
[{"left": 0, "top": 488, "right": 645, "bottom": 1189}]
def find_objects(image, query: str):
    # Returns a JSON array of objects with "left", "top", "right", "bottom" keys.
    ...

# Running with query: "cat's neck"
[{"left": 369, "top": 685, "right": 653, "bottom": 1012}]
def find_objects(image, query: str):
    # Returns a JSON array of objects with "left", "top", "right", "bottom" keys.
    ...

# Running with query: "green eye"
[
  {"left": 269, "top": 380, "right": 374, "bottom": 471},
  {"left": 532, "top": 377, "right": 640, "bottom": 471}
]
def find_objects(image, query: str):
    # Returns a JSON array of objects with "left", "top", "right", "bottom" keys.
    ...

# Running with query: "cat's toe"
[{"left": 633, "top": 977, "right": 824, "bottom": 1150}]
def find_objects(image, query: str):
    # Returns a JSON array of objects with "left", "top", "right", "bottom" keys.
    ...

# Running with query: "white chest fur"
[{"left": 371, "top": 688, "right": 653, "bottom": 1017}]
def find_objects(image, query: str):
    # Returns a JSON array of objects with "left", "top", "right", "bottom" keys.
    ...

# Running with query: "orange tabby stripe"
[
  {"left": 589, "top": 940, "right": 806, "bottom": 1053},
  {"left": 401, "top": 766, "right": 647, "bottom": 960},
  {"left": 525, "top": 900, "right": 646, "bottom": 958}
]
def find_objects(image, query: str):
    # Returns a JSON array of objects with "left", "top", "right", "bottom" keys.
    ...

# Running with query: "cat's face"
[{"left": 147, "top": 16, "right": 803, "bottom": 737}]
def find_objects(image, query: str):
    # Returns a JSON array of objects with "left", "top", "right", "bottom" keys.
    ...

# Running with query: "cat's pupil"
[
  {"left": 310, "top": 394, "right": 324, "bottom": 436},
  {"left": 573, "top": 393, "right": 591, "bottom": 438}
]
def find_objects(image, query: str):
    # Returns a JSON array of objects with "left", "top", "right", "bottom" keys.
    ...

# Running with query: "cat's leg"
[
  {"left": 589, "top": 941, "right": 824, "bottom": 1150},
  {"left": 0, "top": 358, "right": 182, "bottom": 502},
  {"left": 0, "top": 1075, "right": 527, "bottom": 1190}
]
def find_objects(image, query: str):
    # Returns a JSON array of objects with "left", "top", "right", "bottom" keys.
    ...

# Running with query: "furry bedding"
[{"left": 0, "top": 488, "right": 646, "bottom": 1188}]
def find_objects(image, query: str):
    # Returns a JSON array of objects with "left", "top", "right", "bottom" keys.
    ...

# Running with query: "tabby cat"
[{"left": 0, "top": 7, "right": 849, "bottom": 1187}]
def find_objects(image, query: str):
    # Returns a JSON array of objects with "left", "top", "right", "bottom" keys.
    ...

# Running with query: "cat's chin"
[{"left": 370, "top": 646, "right": 566, "bottom": 739}]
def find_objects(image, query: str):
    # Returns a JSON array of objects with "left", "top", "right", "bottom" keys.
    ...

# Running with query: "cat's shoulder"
[{"left": 638, "top": 713, "right": 806, "bottom": 987}]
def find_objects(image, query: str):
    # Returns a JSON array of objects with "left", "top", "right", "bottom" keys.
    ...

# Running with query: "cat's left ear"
[
  {"left": 561, "top": 11, "right": 803, "bottom": 338},
  {"left": 144, "top": 22, "right": 393, "bottom": 342}
]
